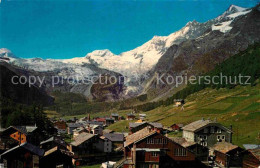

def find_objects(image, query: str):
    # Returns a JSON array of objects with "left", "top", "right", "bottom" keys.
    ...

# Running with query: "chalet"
[
  {"left": 40, "top": 136, "right": 69, "bottom": 151},
  {"left": 127, "top": 113, "right": 136, "bottom": 120},
  {"left": 0, "top": 143, "right": 44, "bottom": 168},
  {"left": 99, "top": 136, "right": 113, "bottom": 153},
  {"left": 171, "top": 137, "right": 209, "bottom": 161},
  {"left": 139, "top": 114, "right": 146, "bottom": 120},
  {"left": 111, "top": 113, "right": 119, "bottom": 121},
  {"left": 212, "top": 142, "right": 244, "bottom": 168},
  {"left": 70, "top": 132, "right": 96, "bottom": 157},
  {"left": 1, "top": 126, "right": 40, "bottom": 145},
  {"left": 174, "top": 99, "right": 185, "bottom": 106},
  {"left": 73, "top": 127, "right": 87, "bottom": 138},
  {"left": 86, "top": 124, "right": 103, "bottom": 135},
  {"left": 105, "top": 118, "right": 115, "bottom": 126},
  {"left": 122, "top": 127, "right": 206, "bottom": 168},
  {"left": 53, "top": 120, "right": 67, "bottom": 134},
  {"left": 67, "top": 123, "right": 83, "bottom": 134},
  {"left": 243, "top": 148, "right": 260, "bottom": 168},
  {"left": 170, "top": 123, "right": 184, "bottom": 131},
  {"left": 95, "top": 118, "right": 107, "bottom": 125},
  {"left": 182, "top": 119, "right": 232, "bottom": 147},
  {"left": 129, "top": 122, "right": 163, "bottom": 134},
  {"left": 103, "top": 133, "right": 124, "bottom": 150},
  {"left": 40, "top": 146, "right": 74, "bottom": 168}
]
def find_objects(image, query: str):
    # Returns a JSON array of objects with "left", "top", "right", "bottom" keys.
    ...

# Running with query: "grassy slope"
[
  {"left": 55, "top": 83, "right": 260, "bottom": 147},
  {"left": 106, "top": 83, "right": 260, "bottom": 147}
]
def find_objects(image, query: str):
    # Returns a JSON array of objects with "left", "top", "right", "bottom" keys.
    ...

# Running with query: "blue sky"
[{"left": 0, "top": 0, "right": 258, "bottom": 59}]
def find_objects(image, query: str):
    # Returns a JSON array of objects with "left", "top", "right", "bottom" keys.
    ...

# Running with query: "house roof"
[
  {"left": 68, "top": 123, "right": 82, "bottom": 128},
  {"left": 44, "top": 146, "right": 74, "bottom": 157},
  {"left": 40, "top": 136, "right": 68, "bottom": 148},
  {"left": 111, "top": 113, "right": 119, "bottom": 116},
  {"left": 129, "top": 122, "right": 163, "bottom": 129},
  {"left": 170, "top": 137, "right": 196, "bottom": 148},
  {"left": 104, "top": 133, "right": 124, "bottom": 142},
  {"left": 213, "top": 142, "right": 239, "bottom": 154},
  {"left": 124, "top": 127, "right": 157, "bottom": 147},
  {"left": 127, "top": 113, "right": 135, "bottom": 116},
  {"left": 182, "top": 119, "right": 231, "bottom": 133},
  {"left": 171, "top": 124, "right": 184, "bottom": 127},
  {"left": 182, "top": 120, "right": 214, "bottom": 132},
  {"left": 0, "top": 142, "right": 44, "bottom": 158},
  {"left": 149, "top": 122, "right": 163, "bottom": 129},
  {"left": 103, "top": 129, "right": 114, "bottom": 134},
  {"left": 248, "top": 149, "right": 260, "bottom": 160},
  {"left": 71, "top": 132, "right": 95, "bottom": 146},
  {"left": 243, "top": 144, "right": 260, "bottom": 150},
  {"left": 2, "top": 126, "right": 37, "bottom": 136}
]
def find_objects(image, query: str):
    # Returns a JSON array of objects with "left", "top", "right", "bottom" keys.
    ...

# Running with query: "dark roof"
[
  {"left": 104, "top": 133, "right": 124, "bottom": 142},
  {"left": 71, "top": 133, "right": 95, "bottom": 146},
  {"left": 243, "top": 144, "right": 260, "bottom": 150},
  {"left": 182, "top": 120, "right": 231, "bottom": 133},
  {"left": 67, "top": 123, "right": 82, "bottom": 128},
  {"left": 171, "top": 123, "right": 184, "bottom": 127},
  {"left": 0, "top": 143, "right": 44, "bottom": 158},
  {"left": 2, "top": 126, "right": 37, "bottom": 136},
  {"left": 86, "top": 121, "right": 103, "bottom": 126},
  {"left": 40, "top": 136, "right": 68, "bottom": 148},
  {"left": 149, "top": 122, "right": 163, "bottom": 128},
  {"left": 129, "top": 122, "right": 163, "bottom": 129},
  {"left": 248, "top": 149, "right": 260, "bottom": 160}
]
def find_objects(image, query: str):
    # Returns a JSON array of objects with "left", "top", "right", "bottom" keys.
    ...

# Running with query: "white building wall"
[{"left": 183, "top": 131, "right": 195, "bottom": 142}]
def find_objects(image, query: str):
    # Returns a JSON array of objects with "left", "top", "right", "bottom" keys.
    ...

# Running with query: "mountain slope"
[
  {"left": 0, "top": 62, "right": 54, "bottom": 105},
  {"left": 143, "top": 4, "right": 260, "bottom": 97}
]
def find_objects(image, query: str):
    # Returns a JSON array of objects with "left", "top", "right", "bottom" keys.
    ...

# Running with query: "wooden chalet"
[
  {"left": 212, "top": 142, "right": 244, "bottom": 168},
  {"left": 126, "top": 114, "right": 136, "bottom": 120},
  {"left": 53, "top": 120, "right": 67, "bottom": 134},
  {"left": 122, "top": 127, "right": 206, "bottom": 168},
  {"left": 243, "top": 148, "right": 260, "bottom": 168},
  {"left": 1, "top": 126, "right": 40, "bottom": 146},
  {"left": 40, "top": 146, "right": 74, "bottom": 168},
  {"left": 0, "top": 143, "right": 44, "bottom": 168},
  {"left": 40, "top": 136, "right": 69, "bottom": 151},
  {"left": 182, "top": 119, "right": 232, "bottom": 147},
  {"left": 170, "top": 137, "right": 209, "bottom": 161},
  {"left": 170, "top": 124, "right": 184, "bottom": 131},
  {"left": 111, "top": 113, "right": 119, "bottom": 121},
  {"left": 129, "top": 122, "right": 163, "bottom": 134}
]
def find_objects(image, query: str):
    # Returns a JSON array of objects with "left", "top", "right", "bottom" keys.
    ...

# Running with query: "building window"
[
  {"left": 163, "top": 138, "right": 167, "bottom": 144},
  {"left": 217, "top": 135, "right": 225, "bottom": 142},
  {"left": 174, "top": 148, "right": 187, "bottom": 156},
  {"left": 204, "top": 128, "right": 208, "bottom": 133},
  {"left": 152, "top": 152, "right": 158, "bottom": 157},
  {"left": 210, "top": 126, "right": 215, "bottom": 133},
  {"left": 200, "top": 142, "right": 207, "bottom": 147},
  {"left": 217, "top": 128, "right": 222, "bottom": 133}
]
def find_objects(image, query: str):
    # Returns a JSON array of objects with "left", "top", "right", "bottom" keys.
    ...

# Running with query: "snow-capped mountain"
[
  {"left": 62, "top": 5, "right": 251, "bottom": 77},
  {"left": 0, "top": 4, "right": 255, "bottom": 98}
]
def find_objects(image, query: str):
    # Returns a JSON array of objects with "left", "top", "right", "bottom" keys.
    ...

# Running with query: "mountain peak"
[
  {"left": 0, "top": 48, "right": 18, "bottom": 58},
  {"left": 86, "top": 49, "right": 115, "bottom": 58},
  {"left": 228, "top": 5, "right": 247, "bottom": 12}
]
